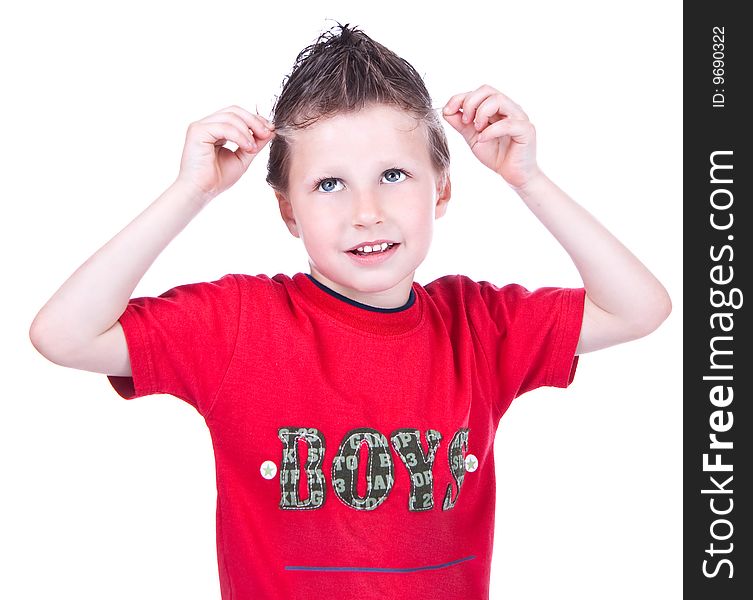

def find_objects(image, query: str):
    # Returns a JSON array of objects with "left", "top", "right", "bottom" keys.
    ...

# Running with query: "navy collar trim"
[{"left": 304, "top": 274, "right": 416, "bottom": 313}]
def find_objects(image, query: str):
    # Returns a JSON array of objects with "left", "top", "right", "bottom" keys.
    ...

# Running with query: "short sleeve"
[
  {"left": 106, "top": 273, "right": 241, "bottom": 416},
  {"left": 472, "top": 279, "right": 586, "bottom": 411}
]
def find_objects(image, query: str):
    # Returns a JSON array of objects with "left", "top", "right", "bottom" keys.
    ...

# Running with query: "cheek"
[
  {"left": 402, "top": 208, "right": 435, "bottom": 244},
  {"left": 300, "top": 211, "right": 339, "bottom": 245}
]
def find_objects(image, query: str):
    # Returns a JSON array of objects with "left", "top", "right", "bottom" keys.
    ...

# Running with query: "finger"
[
  {"left": 473, "top": 96, "right": 503, "bottom": 131},
  {"left": 481, "top": 91, "right": 528, "bottom": 122},
  {"left": 457, "top": 84, "right": 501, "bottom": 126},
  {"left": 245, "top": 112, "right": 275, "bottom": 139},
  {"left": 442, "top": 109, "right": 478, "bottom": 143},
  {"left": 207, "top": 120, "right": 259, "bottom": 148},
  {"left": 219, "top": 111, "right": 273, "bottom": 142},
  {"left": 465, "top": 86, "right": 529, "bottom": 127},
  {"left": 442, "top": 91, "right": 471, "bottom": 118},
  {"left": 442, "top": 110, "right": 464, "bottom": 131},
  {"left": 211, "top": 111, "right": 276, "bottom": 148},
  {"left": 218, "top": 143, "right": 257, "bottom": 171},
  {"left": 477, "top": 119, "right": 535, "bottom": 144},
  {"left": 197, "top": 121, "right": 258, "bottom": 152},
  {"left": 213, "top": 105, "right": 274, "bottom": 130},
  {"left": 204, "top": 106, "right": 274, "bottom": 140}
]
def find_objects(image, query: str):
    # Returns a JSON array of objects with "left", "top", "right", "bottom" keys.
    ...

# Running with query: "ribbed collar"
[{"left": 292, "top": 273, "right": 425, "bottom": 336}]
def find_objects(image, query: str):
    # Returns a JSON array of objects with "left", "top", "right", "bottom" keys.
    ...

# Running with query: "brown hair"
[{"left": 266, "top": 22, "right": 450, "bottom": 194}]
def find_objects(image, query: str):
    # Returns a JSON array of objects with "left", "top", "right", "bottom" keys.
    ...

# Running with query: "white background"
[{"left": 2, "top": 1, "right": 682, "bottom": 598}]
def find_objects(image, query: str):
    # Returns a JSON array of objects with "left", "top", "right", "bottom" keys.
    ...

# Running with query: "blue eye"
[
  {"left": 382, "top": 169, "right": 407, "bottom": 184},
  {"left": 315, "top": 169, "right": 409, "bottom": 192},
  {"left": 317, "top": 178, "right": 344, "bottom": 193}
]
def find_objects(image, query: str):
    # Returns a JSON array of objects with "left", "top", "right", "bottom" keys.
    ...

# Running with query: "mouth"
[
  {"left": 346, "top": 242, "right": 400, "bottom": 264},
  {"left": 348, "top": 241, "right": 398, "bottom": 255}
]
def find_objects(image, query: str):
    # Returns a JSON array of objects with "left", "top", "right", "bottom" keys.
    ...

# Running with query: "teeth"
[{"left": 354, "top": 242, "right": 393, "bottom": 254}]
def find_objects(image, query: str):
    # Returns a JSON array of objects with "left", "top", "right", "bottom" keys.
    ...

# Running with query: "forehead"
[{"left": 286, "top": 105, "right": 432, "bottom": 174}]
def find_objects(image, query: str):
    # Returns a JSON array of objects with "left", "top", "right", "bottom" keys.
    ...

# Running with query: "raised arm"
[
  {"left": 29, "top": 106, "right": 274, "bottom": 374},
  {"left": 509, "top": 172, "right": 671, "bottom": 354},
  {"left": 442, "top": 85, "right": 671, "bottom": 354}
]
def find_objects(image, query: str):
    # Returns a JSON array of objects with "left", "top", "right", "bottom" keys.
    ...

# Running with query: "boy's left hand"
[{"left": 443, "top": 85, "right": 540, "bottom": 189}]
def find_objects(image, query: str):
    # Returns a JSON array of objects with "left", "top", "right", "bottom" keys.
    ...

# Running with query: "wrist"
[
  {"left": 509, "top": 168, "right": 548, "bottom": 198},
  {"left": 171, "top": 177, "right": 216, "bottom": 208}
]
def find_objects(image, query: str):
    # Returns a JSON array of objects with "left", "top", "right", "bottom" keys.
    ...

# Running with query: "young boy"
[{"left": 29, "top": 24, "right": 670, "bottom": 600}]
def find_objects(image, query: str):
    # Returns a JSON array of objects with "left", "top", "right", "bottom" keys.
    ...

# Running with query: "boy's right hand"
[{"left": 175, "top": 105, "right": 275, "bottom": 202}]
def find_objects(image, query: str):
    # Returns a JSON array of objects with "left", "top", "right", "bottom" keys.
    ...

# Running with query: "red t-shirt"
[{"left": 108, "top": 272, "right": 585, "bottom": 599}]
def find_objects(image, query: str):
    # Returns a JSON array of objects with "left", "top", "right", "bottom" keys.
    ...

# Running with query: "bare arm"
[
  {"left": 29, "top": 180, "right": 209, "bottom": 374},
  {"left": 443, "top": 85, "right": 671, "bottom": 354},
  {"left": 512, "top": 172, "right": 671, "bottom": 354},
  {"left": 29, "top": 106, "right": 275, "bottom": 374}
]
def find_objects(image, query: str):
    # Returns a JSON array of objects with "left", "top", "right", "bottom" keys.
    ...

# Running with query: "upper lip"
[{"left": 346, "top": 240, "right": 399, "bottom": 251}]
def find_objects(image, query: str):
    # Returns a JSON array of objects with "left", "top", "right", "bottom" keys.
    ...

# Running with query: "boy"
[{"left": 29, "top": 23, "right": 670, "bottom": 600}]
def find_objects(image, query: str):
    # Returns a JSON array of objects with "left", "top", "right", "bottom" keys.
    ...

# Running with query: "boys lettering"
[{"left": 277, "top": 426, "right": 470, "bottom": 511}]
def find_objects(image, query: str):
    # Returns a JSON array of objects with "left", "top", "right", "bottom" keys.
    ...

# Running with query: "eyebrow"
[{"left": 312, "top": 161, "right": 415, "bottom": 173}]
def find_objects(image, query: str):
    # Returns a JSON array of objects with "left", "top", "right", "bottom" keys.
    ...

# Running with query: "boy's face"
[{"left": 275, "top": 104, "right": 451, "bottom": 309}]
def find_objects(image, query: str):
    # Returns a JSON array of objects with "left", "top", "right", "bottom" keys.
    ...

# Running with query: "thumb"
[
  {"left": 235, "top": 133, "right": 273, "bottom": 167},
  {"left": 442, "top": 111, "right": 478, "bottom": 145},
  {"left": 442, "top": 109, "right": 465, "bottom": 132},
  {"left": 229, "top": 145, "right": 257, "bottom": 172}
]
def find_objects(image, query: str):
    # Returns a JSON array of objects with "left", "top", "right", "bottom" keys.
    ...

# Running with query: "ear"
[
  {"left": 275, "top": 191, "right": 300, "bottom": 238},
  {"left": 434, "top": 172, "right": 451, "bottom": 219}
]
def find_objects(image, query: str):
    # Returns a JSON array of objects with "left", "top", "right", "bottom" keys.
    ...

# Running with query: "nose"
[{"left": 351, "top": 189, "right": 385, "bottom": 226}]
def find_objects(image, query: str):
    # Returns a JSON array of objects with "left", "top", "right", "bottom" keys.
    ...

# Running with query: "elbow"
[
  {"left": 29, "top": 316, "right": 58, "bottom": 361},
  {"left": 653, "top": 286, "right": 673, "bottom": 328},
  {"left": 660, "top": 289, "right": 673, "bottom": 321},
  {"left": 28, "top": 314, "right": 75, "bottom": 365},
  {"left": 631, "top": 286, "right": 672, "bottom": 339},
  {"left": 29, "top": 315, "right": 48, "bottom": 355},
  {"left": 29, "top": 306, "right": 54, "bottom": 347}
]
